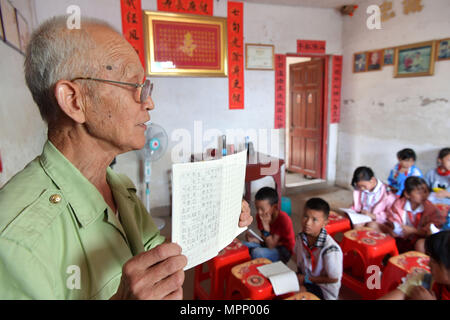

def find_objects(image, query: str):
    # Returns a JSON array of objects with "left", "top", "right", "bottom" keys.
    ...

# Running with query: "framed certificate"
[{"left": 245, "top": 43, "right": 274, "bottom": 70}]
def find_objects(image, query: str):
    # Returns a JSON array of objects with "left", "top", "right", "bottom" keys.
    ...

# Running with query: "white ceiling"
[{"left": 242, "top": 0, "right": 362, "bottom": 9}]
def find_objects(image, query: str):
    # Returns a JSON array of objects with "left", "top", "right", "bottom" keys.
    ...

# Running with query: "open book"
[
  {"left": 171, "top": 150, "right": 248, "bottom": 270},
  {"left": 257, "top": 261, "right": 300, "bottom": 295},
  {"left": 339, "top": 208, "right": 372, "bottom": 225}
]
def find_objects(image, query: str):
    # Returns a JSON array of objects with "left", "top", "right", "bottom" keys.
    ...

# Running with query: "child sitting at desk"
[
  {"left": 350, "top": 166, "right": 396, "bottom": 230},
  {"left": 387, "top": 148, "right": 423, "bottom": 196},
  {"left": 293, "top": 198, "right": 343, "bottom": 300},
  {"left": 379, "top": 230, "right": 450, "bottom": 300},
  {"left": 384, "top": 176, "right": 445, "bottom": 253},
  {"left": 243, "top": 187, "right": 295, "bottom": 263}
]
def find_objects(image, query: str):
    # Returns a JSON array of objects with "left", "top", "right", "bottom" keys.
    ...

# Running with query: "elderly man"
[{"left": 0, "top": 16, "right": 252, "bottom": 299}]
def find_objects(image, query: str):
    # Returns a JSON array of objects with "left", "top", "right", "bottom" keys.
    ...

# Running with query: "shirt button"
[{"left": 49, "top": 194, "right": 62, "bottom": 204}]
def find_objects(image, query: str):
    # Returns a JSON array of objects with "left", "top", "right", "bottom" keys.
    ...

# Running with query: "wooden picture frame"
[
  {"left": 245, "top": 43, "right": 274, "bottom": 70},
  {"left": 0, "top": 0, "right": 20, "bottom": 51},
  {"left": 0, "top": 2, "right": 4, "bottom": 41},
  {"left": 394, "top": 41, "right": 436, "bottom": 78},
  {"left": 353, "top": 51, "right": 367, "bottom": 73},
  {"left": 143, "top": 11, "right": 227, "bottom": 77},
  {"left": 383, "top": 47, "right": 395, "bottom": 65},
  {"left": 367, "top": 49, "right": 384, "bottom": 71},
  {"left": 16, "top": 9, "right": 30, "bottom": 54},
  {"left": 436, "top": 38, "right": 450, "bottom": 61}
]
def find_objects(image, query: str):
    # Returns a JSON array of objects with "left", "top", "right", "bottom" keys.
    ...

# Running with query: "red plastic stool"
[
  {"left": 194, "top": 238, "right": 251, "bottom": 299},
  {"left": 225, "top": 258, "right": 275, "bottom": 300},
  {"left": 341, "top": 227, "right": 399, "bottom": 299},
  {"left": 325, "top": 211, "right": 351, "bottom": 241},
  {"left": 380, "top": 251, "right": 430, "bottom": 297}
]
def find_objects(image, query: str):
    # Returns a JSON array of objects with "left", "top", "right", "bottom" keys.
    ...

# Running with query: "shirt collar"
[
  {"left": 404, "top": 200, "right": 424, "bottom": 214},
  {"left": 300, "top": 228, "right": 328, "bottom": 249},
  {"left": 363, "top": 178, "right": 382, "bottom": 195},
  {"left": 39, "top": 140, "right": 126, "bottom": 228}
]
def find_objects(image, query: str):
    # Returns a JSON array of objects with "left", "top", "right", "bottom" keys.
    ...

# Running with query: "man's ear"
[{"left": 54, "top": 80, "right": 87, "bottom": 124}]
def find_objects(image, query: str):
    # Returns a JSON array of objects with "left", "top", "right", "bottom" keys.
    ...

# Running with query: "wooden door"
[{"left": 288, "top": 59, "right": 324, "bottom": 178}]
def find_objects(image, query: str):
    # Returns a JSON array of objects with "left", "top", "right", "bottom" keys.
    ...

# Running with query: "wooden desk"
[{"left": 245, "top": 153, "right": 285, "bottom": 209}]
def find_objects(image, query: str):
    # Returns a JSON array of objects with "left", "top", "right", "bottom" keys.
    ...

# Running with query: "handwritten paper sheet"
[
  {"left": 172, "top": 150, "right": 247, "bottom": 270},
  {"left": 257, "top": 262, "right": 299, "bottom": 296},
  {"left": 339, "top": 208, "right": 372, "bottom": 225}
]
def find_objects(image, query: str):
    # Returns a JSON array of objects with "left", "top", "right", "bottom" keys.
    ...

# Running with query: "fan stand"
[{"left": 145, "top": 160, "right": 166, "bottom": 231}]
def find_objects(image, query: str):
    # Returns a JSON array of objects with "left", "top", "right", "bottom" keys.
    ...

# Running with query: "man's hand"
[
  {"left": 409, "top": 285, "right": 436, "bottom": 300},
  {"left": 239, "top": 199, "right": 253, "bottom": 228},
  {"left": 111, "top": 243, "right": 187, "bottom": 300}
]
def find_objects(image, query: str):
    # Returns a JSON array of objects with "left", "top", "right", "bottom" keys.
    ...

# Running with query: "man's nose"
[{"left": 143, "top": 96, "right": 155, "bottom": 111}]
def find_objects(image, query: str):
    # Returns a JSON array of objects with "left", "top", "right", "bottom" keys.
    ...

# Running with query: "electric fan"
[{"left": 143, "top": 122, "right": 168, "bottom": 230}]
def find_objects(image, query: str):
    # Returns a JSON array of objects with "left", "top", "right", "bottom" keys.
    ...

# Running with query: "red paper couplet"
[
  {"left": 157, "top": 0, "right": 213, "bottom": 15},
  {"left": 297, "top": 39, "right": 326, "bottom": 54},
  {"left": 228, "top": 2, "right": 244, "bottom": 110},
  {"left": 120, "top": 0, "right": 146, "bottom": 68},
  {"left": 331, "top": 55, "right": 343, "bottom": 123},
  {"left": 274, "top": 54, "right": 286, "bottom": 129}
]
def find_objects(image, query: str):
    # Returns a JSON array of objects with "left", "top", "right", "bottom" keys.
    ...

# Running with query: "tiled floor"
[{"left": 158, "top": 184, "right": 364, "bottom": 300}]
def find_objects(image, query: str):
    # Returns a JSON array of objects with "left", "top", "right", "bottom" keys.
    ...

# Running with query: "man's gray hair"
[{"left": 24, "top": 16, "right": 117, "bottom": 124}]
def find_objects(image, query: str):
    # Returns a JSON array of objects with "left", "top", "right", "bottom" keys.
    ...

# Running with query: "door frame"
[{"left": 285, "top": 53, "right": 329, "bottom": 180}]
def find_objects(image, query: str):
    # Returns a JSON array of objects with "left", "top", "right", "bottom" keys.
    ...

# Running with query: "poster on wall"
[
  {"left": 227, "top": 1, "right": 244, "bottom": 109},
  {"left": 274, "top": 54, "right": 286, "bottom": 129},
  {"left": 330, "top": 55, "right": 343, "bottom": 124},
  {"left": 157, "top": 0, "right": 213, "bottom": 16},
  {"left": 0, "top": 0, "right": 21, "bottom": 51},
  {"left": 120, "top": 0, "right": 146, "bottom": 68},
  {"left": 297, "top": 39, "right": 326, "bottom": 54}
]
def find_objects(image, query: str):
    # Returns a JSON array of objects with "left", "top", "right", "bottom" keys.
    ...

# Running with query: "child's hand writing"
[
  {"left": 409, "top": 285, "right": 436, "bottom": 300},
  {"left": 401, "top": 225, "right": 418, "bottom": 238}
]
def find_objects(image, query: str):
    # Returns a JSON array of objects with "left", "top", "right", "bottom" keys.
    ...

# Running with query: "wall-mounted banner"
[
  {"left": 157, "top": 0, "right": 213, "bottom": 16},
  {"left": 274, "top": 54, "right": 286, "bottom": 129},
  {"left": 228, "top": 1, "right": 244, "bottom": 109},
  {"left": 120, "top": 0, "right": 146, "bottom": 68},
  {"left": 297, "top": 39, "right": 326, "bottom": 54},
  {"left": 331, "top": 55, "right": 343, "bottom": 123}
]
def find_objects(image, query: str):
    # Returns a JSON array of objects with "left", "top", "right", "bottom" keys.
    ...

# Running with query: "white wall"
[
  {"left": 336, "top": 0, "right": 450, "bottom": 189},
  {"left": 3, "top": 0, "right": 342, "bottom": 212},
  {"left": 0, "top": 0, "right": 46, "bottom": 187}
]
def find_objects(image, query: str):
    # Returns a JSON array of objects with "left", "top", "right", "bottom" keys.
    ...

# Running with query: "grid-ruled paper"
[{"left": 171, "top": 150, "right": 247, "bottom": 270}]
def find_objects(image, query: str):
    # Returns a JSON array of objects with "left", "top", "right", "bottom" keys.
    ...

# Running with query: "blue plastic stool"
[{"left": 281, "top": 197, "right": 292, "bottom": 216}]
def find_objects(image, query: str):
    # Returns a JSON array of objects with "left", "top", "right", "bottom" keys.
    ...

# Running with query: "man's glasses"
[{"left": 72, "top": 77, "right": 153, "bottom": 103}]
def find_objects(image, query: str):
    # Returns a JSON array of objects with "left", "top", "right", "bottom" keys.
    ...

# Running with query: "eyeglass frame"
[{"left": 71, "top": 77, "right": 153, "bottom": 103}]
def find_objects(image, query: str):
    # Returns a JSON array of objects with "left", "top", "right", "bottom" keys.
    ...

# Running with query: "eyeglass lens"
[{"left": 139, "top": 79, "right": 153, "bottom": 103}]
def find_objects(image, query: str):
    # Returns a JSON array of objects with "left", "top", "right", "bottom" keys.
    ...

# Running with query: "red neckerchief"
[
  {"left": 406, "top": 210, "right": 422, "bottom": 228},
  {"left": 302, "top": 241, "right": 319, "bottom": 272},
  {"left": 437, "top": 167, "right": 450, "bottom": 176},
  {"left": 432, "top": 282, "right": 450, "bottom": 300}
]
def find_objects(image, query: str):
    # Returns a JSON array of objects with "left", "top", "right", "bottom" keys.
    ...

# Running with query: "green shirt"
[{"left": 0, "top": 141, "right": 165, "bottom": 299}]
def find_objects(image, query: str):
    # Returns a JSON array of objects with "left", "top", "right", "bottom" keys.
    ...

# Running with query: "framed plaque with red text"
[{"left": 143, "top": 11, "right": 227, "bottom": 77}]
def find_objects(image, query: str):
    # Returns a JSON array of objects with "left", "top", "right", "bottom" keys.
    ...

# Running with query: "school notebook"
[
  {"left": 339, "top": 208, "right": 372, "bottom": 225},
  {"left": 171, "top": 150, "right": 248, "bottom": 270}
]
